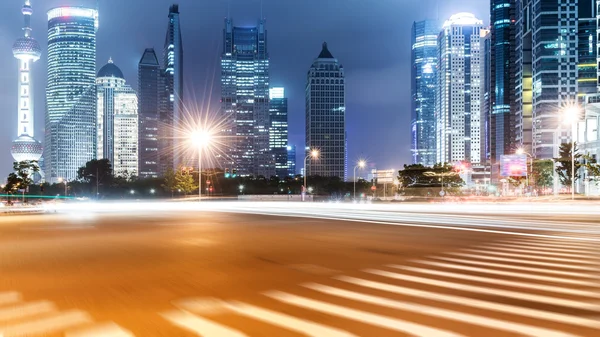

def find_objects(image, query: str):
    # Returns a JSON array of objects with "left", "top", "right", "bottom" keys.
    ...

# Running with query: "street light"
[
  {"left": 303, "top": 149, "right": 319, "bottom": 198},
  {"left": 353, "top": 160, "right": 366, "bottom": 199},
  {"left": 130, "top": 190, "right": 135, "bottom": 195},
  {"left": 239, "top": 185, "right": 244, "bottom": 195},
  {"left": 563, "top": 106, "right": 580, "bottom": 201},
  {"left": 150, "top": 188, "right": 155, "bottom": 195},
  {"left": 190, "top": 130, "right": 212, "bottom": 202},
  {"left": 57, "top": 177, "right": 67, "bottom": 197}
]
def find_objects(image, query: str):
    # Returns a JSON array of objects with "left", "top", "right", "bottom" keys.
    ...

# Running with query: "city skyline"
[{"left": 0, "top": 0, "right": 489, "bottom": 176}]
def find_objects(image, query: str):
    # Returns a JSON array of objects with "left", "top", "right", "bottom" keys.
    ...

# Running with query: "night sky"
[{"left": 0, "top": 0, "right": 488, "bottom": 176}]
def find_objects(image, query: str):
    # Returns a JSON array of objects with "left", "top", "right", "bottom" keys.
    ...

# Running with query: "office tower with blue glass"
[
  {"left": 163, "top": 4, "right": 183, "bottom": 172},
  {"left": 45, "top": 7, "right": 98, "bottom": 182},
  {"left": 436, "top": 13, "right": 485, "bottom": 165},
  {"left": 221, "top": 18, "right": 273, "bottom": 177},
  {"left": 411, "top": 20, "right": 438, "bottom": 167},
  {"left": 490, "top": 0, "right": 516, "bottom": 163},
  {"left": 269, "top": 87, "right": 289, "bottom": 178},
  {"left": 305, "top": 42, "right": 346, "bottom": 180}
]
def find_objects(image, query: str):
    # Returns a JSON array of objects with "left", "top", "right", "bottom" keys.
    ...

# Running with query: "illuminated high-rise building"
[
  {"left": 221, "top": 18, "right": 273, "bottom": 177},
  {"left": 138, "top": 48, "right": 163, "bottom": 178},
  {"left": 45, "top": 7, "right": 98, "bottom": 182},
  {"left": 287, "top": 145, "right": 296, "bottom": 176},
  {"left": 11, "top": 0, "right": 43, "bottom": 165},
  {"left": 436, "top": 13, "right": 485, "bottom": 165},
  {"left": 163, "top": 4, "right": 183, "bottom": 172},
  {"left": 269, "top": 87, "right": 288, "bottom": 178},
  {"left": 411, "top": 20, "right": 438, "bottom": 167},
  {"left": 305, "top": 42, "right": 346, "bottom": 180},
  {"left": 96, "top": 59, "right": 138, "bottom": 178}
]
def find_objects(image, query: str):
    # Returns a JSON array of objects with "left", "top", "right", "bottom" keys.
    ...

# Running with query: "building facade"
[
  {"left": 11, "top": 0, "right": 43, "bottom": 164},
  {"left": 45, "top": 7, "right": 98, "bottom": 182},
  {"left": 436, "top": 13, "right": 485, "bottom": 165},
  {"left": 411, "top": 20, "right": 438, "bottom": 167},
  {"left": 96, "top": 59, "right": 138, "bottom": 178},
  {"left": 287, "top": 145, "right": 296, "bottom": 176},
  {"left": 305, "top": 42, "right": 346, "bottom": 180},
  {"left": 163, "top": 4, "right": 183, "bottom": 171},
  {"left": 269, "top": 87, "right": 288, "bottom": 178},
  {"left": 489, "top": 0, "right": 517, "bottom": 163},
  {"left": 221, "top": 18, "right": 273, "bottom": 177},
  {"left": 138, "top": 48, "right": 163, "bottom": 178}
]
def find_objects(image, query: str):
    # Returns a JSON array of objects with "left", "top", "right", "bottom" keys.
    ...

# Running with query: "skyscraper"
[
  {"left": 515, "top": 0, "right": 532, "bottom": 155},
  {"left": 287, "top": 145, "right": 296, "bottom": 176},
  {"left": 411, "top": 20, "right": 438, "bottom": 167},
  {"left": 221, "top": 18, "right": 272, "bottom": 177},
  {"left": 489, "top": 0, "right": 517, "bottom": 163},
  {"left": 138, "top": 48, "right": 163, "bottom": 178},
  {"left": 269, "top": 87, "right": 288, "bottom": 178},
  {"left": 577, "top": 1, "right": 596, "bottom": 95},
  {"left": 305, "top": 42, "right": 346, "bottom": 180},
  {"left": 11, "top": 0, "right": 43, "bottom": 164},
  {"left": 96, "top": 59, "right": 138, "bottom": 177},
  {"left": 436, "top": 13, "right": 485, "bottom": 165},
  {"left": 163, "top": 4, "right": 183, "bottom": 171},
  {"left": 45, "top": 7, "right": 98, "bottom": 182}
]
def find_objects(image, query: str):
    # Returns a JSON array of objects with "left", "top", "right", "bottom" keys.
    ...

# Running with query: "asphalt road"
[{"left": 0, "top": 201, "right": 599, "bottom": 336}]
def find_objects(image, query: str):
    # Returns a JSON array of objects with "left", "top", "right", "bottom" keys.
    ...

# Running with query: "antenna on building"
[
  {"left": 260, "top": 0, "right": 264, "bottom": 19},
  {"left": 227, "top": 0, "right": 230, "bottom": 18}
]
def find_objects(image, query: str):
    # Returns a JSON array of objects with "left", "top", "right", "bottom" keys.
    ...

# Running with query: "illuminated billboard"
[{"left": 500, "top": 154, "right": 527, "bottom": 177}]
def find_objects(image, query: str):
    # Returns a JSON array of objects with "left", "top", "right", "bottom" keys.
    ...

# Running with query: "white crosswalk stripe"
[
  {"left": 161, "top": 238, "right": 600, "bottom": 336},
  {"left": 391, "top": 264, "right": 600, "bottom": 298},
  {"left": 303, "top": 283, "right": 579, "bottom": 337},
  {"left": 265, "top": 290, "right": 466, "bottom": 337},
  {"left": 0, "top": 292, "right": 132, "bottom": 337},
  {"left": 413, "top": 258, "right": 598, "bottom": 286},
  {"left": 432, "top": 255, "right": 597, "bottom": 279}
]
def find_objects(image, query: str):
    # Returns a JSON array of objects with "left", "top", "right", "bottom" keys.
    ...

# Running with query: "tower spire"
[{"left": 22, "top": 0, "right": 33, "bottom": 38}]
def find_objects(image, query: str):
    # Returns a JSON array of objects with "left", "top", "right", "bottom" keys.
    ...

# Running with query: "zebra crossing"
[
  {"left": 0, "top": 292, "right": 132, "bottom": 337},
  {"left": 162, "top": 236, "right": 600, "bottom": 336}
]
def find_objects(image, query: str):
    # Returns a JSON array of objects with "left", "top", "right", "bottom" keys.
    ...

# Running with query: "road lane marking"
[
  {"left": 0, "top": 293, "right": 20, "bottom": 307},
  {"left": 337, "top": 276, "right": 600, "bottom": 328},
  {"left": 514, "top": 237, "right": 600, "bottom": 249},
  {"left": 365, "top": 269, "right": 600, "bottom": 310},
  {"left": 483, "top": 243, "right": 597, "bottom": 259},
  {"left": 0, "top": 310, "right": 92, "bottom": 336},
  {"left": 392, "top": 265, "right": 600, "bottom": 298},
  {"left": 447, "top": 252, "right": 598, "bottom": 271},
  {"left": 0, "top": 301, "right": 56, "bottom": 322},
  {"left": 414, "top": 259, "right": 598, "bottom": 286},
  {"left": 304, "top": 283, "right": 578, "bottom": 337},
  {"left": 265, "top": 290, "right": 465, "bottom": 337},
  {"left": 463, "top": 248, "right": 598, "bottom": 265},
  {"left": 65, "top": 322, "right": 134, "bottom": 337},
  {"left": 432, "top": 256, "right": 596, "bottom": 279},
  {"left": 161, "top": 310, "right": 247, "bottom": 337},
  {"left": 223, "top": 301, "right": 357, "bottom": 337}
]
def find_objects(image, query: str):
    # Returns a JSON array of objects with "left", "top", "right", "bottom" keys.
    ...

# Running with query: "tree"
[
  {"left": 553, "top": 142, "right": 582, "bottom": 189},
  {"left": 531, "top": 159, "right": 553, "bottom": 191},
  {"left": 162, "top": 167, "right": 177, "bottom": 197},
  {"left": 77, "top": 159, "right": 113, "bottom": 197},
  {"left": 582, "top": 153, "right": 600, "bottom": 185},
  {"left": 3, "top": 160, "right": 40, "bottom": 194},
  {"left": 397, "top": 163, "right": 464, "bottom": 196},
  {"left": 175, "top": 166, "right": 197, "bottom": 195}
]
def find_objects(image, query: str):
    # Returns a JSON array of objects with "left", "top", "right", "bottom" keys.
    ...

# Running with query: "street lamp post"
[
  {"left": 353, "top": 160, "right": 366, "bottom": 199},
  {"left": 303, "top": 149, "right": 319, "bottom": 200},
  {"left": 191, "top": 130, "right": 211, "bottom": 202},
  {"left": 563, "top": 107, "right": 580, "bottom": 201}
]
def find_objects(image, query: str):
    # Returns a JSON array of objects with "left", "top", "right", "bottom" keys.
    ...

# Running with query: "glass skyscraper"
[
  {"left": 45, "top": 7, "right": 98, "bottom": 183},
  {"left": 138, "top": 48, "right": 163, "bottom": 178},
  {"left": 287, "top": 145, "right": 296, "bottom": 176},
  {"left": 490, "top": 0, "right": 517, "bottom": 163},
  {"left": 436, "top": 13, "right": 485, "bottom": 165},
  {"left": 411, "top": 20, "right": 438, "bottom": 167},
  {"left": 221, "top": 18, "right": 272, "bottom": 177},
  {"left": 163, "top": 4, "right": 183, "bottom": 172},
  {"left": 269, "top": 87, "right": 289, "bottom": 178},
  {"left": 305, "top": 42, "right": 346, "bottom": 180},
  {"left": 96, "top": 59, "right": 138, "bottom": 178}
]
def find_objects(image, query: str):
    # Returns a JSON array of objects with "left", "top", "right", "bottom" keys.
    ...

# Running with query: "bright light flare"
[
  {"left": 516, "top": 148, "right": 524, "bottom": 155},
  {"left": 357, "top": 160, "right": 366, "bottom": 168},
  {"left": 562, "top": 104, "right": 580, "bottom": 125},
  {"left": 190, "top": 130, "right": 212, "bottom": 149},
  {"left": 310, "top": 149, "right": 319, "bottom": 158}
]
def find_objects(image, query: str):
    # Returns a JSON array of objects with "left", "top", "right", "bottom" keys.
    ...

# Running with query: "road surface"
[{"left": 0, "top": 201, "right": 599, "bottom": 336}]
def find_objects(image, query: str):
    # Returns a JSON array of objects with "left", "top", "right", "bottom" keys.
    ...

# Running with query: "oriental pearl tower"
[{"left": 11, "top": 0, "right": 43, "bottom": 164}]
